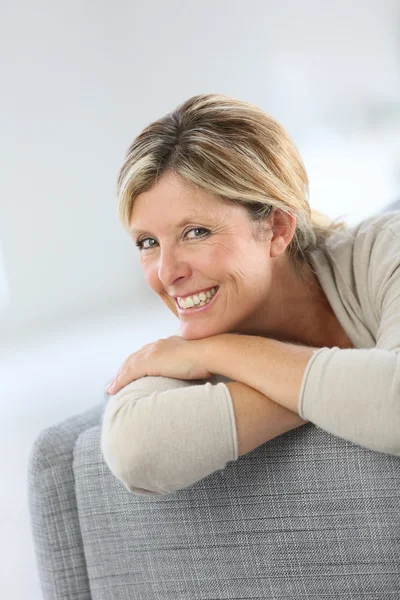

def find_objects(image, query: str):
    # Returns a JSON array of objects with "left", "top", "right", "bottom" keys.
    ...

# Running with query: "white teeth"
[
  {"left": 178, "top": 286, "right": 218, "bottom": 309},
  {"left": 184, "top": 297, "right": 194, "bottom": 307}
]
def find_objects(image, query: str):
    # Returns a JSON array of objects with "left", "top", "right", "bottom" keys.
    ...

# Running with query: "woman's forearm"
[
  {"left": 199, "top": 333, "right": 316, "bottom": 414},
  {"left": 226, "top": 380, "right": 309, "bottom": 456}
]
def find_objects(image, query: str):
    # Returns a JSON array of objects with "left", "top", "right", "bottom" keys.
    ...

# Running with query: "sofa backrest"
[{"left": 73, "top": 419, "right": 400, "bottom": 599}]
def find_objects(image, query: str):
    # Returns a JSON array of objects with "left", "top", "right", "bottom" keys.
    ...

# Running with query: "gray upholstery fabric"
[
  {"left": 73, "top": 419, "right": 400, "bottom": 599},
  {"left": 27, "top": 404, "right": 104, "bottom": 600}
]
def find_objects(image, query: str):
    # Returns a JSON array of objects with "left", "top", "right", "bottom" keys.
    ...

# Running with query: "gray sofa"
[
  {"left": 28, "top": 202, "right": 400, "bottom": 600},
  {"left": 28, "top": 395, "right": 400, "bottom": 599}
]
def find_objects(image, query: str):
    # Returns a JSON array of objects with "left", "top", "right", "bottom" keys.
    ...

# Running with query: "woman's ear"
[{"left": 269, "top": 209, "right": 297, "bottom": 258}]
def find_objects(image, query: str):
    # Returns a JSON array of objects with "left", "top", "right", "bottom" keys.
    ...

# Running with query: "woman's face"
[{"left": 129, "top": 171, "right": 275, "bottom": 340}]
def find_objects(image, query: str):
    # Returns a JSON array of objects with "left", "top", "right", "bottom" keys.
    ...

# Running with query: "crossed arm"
[
  {"left": 202, "top": 332, "right": 400, "bottom": 458},
  {"left": 102, "top": 330, "right": 400, "bottom": 495},
  {"left": 101, "top": 334, "right": 313, "bottom": 495},
  {"left": 202, "top": 333, "right": 315, "bottom": 456},
  {"left": 225, "top": 380, "right": 309, "bottom": 457}
]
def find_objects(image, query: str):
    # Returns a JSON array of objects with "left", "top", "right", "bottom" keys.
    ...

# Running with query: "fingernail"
[{"left": 106, "top": 379, "right": 115, "bottom": 394}]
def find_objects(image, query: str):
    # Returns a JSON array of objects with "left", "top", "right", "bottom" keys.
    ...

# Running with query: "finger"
[
  {"left": 105, "top": 363, "right": 126, "bottom": 394},
  {"left": 105, "top": 377, "right": 117, "bottom": 395},
  {"left": 108, "top": 368, "right": 127, "bottom": 394},
  {"left": 106, "top": 351, "right": 144, "bottom": 395}
]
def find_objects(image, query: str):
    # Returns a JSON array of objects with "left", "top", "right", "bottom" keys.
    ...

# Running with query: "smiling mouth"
[{"left": 175, "top": 286, "right": 220, "bottom": 313}]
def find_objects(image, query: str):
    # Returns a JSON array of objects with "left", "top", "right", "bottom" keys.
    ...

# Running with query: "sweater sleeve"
[
  {"left": 298, "top": 218, "right": 400, "bottom": 456},
  {"left": 101, "top": 375, "right": 238, "bottom": 496}
]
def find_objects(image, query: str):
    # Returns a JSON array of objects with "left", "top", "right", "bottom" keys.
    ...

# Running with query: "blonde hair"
[{"left": 117, "top": 93, "right": 346, "bottom": 271}]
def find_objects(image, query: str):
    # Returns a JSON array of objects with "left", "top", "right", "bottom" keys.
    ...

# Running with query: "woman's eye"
[
  {"left": 135, "top": 238, "right": 156, "bottom": 251},
  {"left": 135, "top": 228, "right": 209, "bottom": 251},
  {"left": 185, "top": 227, "right": 209, "bottom": 239}
]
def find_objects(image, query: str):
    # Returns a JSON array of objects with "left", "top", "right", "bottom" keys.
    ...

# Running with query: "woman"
[{"left": 101, "top": 93, "right": 400, "bottom": 496}]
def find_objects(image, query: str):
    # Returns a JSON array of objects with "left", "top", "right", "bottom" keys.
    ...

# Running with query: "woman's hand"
[{"left": 105, "top": 335, "right": 214, "bottom": 395}]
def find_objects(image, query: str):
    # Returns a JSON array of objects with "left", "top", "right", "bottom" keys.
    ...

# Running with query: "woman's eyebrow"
[{"left": 130, "top": 216, "right": 208, "bottom": 236}]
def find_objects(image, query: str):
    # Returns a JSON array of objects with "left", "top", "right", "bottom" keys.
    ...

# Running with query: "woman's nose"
[{"left": 157, "top": 246, "right": 190, "bottom": 286}]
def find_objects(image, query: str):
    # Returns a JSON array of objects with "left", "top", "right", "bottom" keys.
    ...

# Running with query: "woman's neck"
[{"left": 241, "top": 253, "right": 355, "bottom": 350}]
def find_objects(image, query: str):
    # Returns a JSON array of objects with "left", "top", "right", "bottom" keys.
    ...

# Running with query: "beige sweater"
[{"left": 101, "top": 211, "right": 400, "bottom": 496}]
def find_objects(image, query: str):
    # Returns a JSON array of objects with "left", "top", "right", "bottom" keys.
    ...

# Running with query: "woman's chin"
[
  {"left": 178, "top": 321, "right": 224, "bottom": 340},
  {"left": 179, "top": 329, "right": 209, "bottom": 341}
]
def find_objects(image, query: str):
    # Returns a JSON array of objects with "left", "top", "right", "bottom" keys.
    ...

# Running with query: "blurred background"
[{"left": 1, "top": 0, "right": 400, "bottom": 597}]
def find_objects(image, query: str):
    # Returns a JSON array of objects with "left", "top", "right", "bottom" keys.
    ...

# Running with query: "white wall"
[{"left": 1, "top": 0, "right": 399, "bottom": 348}]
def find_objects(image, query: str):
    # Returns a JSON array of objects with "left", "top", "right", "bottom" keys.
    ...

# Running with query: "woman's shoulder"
[
  {"left": 322, "top": 210, "right": 400, "bottom": 305},
  {"left": 321, "top": 210, "right": 400, "bottom": 257},
  {"left": 309, "top": 209, "right": 400, "bottom": 312},
  {"left": 354, "top": 210, "right": 400, "bottom": 239}
]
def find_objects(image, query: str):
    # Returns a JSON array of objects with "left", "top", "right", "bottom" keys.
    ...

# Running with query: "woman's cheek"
[{"left": 141, "top": 263, "right": 158, "bottom": 292}]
